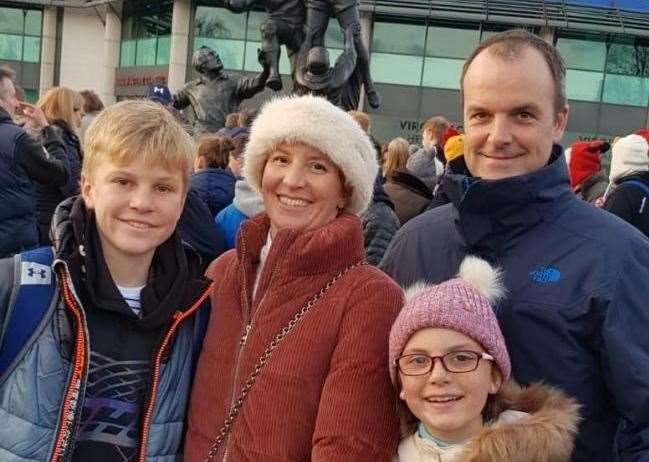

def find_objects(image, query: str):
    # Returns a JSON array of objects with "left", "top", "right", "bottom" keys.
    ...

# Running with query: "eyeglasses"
[{"left": 396, "top": 351, "right": 494, "bottom": 376}]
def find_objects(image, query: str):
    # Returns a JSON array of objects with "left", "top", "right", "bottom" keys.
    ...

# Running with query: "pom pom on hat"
[
  {"left": 443, "top": 134, "right": 464, "bottom": 163},
  {"left": 389, "top": 256, "right": 510, "bottom": 385},
  {"left": 243, "top": 94, "right": 378, "bottom": 215}
]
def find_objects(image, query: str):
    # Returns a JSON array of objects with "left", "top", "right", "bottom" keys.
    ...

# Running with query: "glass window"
[
  {"left": 602, "top": 74, "right": 649, "bottom": 106},
  {"left": 136, "top": 38, "right": 157, "bottom": 66},
  {"left": 196, "top": 6, "right": 246, "bottom": 40},
  {"left": 556, "top": 37, "right": 606, "bottom": 71},
  {"left": 0, "top": 35, "right": 22, "bottom": 61},
  {"left": 245, "top": 11, "right": 265, "bottom": 42},
  {"left": 606, "top": 40, "right": 649, "bottom": 77},
  {"left": 565, "top": 69, "right": 603, "bottom": 102},
  {"left": 425, "top": 26, "right": 478, "bottom": 59},
  {"left": 23, "top": 36, "right": 41, "bottom": 62},
  {"left": 422, "top": 57, "right": 464, "bottom": 89},
  {"left": 24, "top": 10, "right": 41, "bottom": 36},
  {"left": 24, "top": 89, "right": 38, "bottom": 104},
  {"left": 372, "top": 22, "right": 426, "bottom": 56},
  {"left": 0, "top": 7, "right": 24, "bottom": 35},
  {"left": 325, "top": 19, "right": 345, "bottom": 50},
  {"left": 156, "top": 36, "right": 170, "bottom": 64},
  {"left": 120, "top": 40, "right": 136, "bottom": 67},
  {"left": 370, "top": 53, "right": 422, "bottom": 86}
]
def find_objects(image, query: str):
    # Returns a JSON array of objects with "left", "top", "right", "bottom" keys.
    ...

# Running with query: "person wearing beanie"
[
  {"left": 603, "top": 132, "right": 649, "bottom": 237},
  {"left": 443, "top": 134, "right": 464, "bottom": 164},
  {"left": 390, "top": 256, "right": 580, "bottom": 462},
  {"left": 185, "top": 94, "right": 402, "bottom": 461},
  {"left": 567, "top": 140, "right": 610, "bottom": 204}
]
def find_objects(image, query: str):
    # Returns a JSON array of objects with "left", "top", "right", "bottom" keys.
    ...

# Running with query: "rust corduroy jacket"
[{"left": 185, "top": 213, "right": 402, "bottom": 461}]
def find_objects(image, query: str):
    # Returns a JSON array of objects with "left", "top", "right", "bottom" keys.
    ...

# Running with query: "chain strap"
[{"left": 203, "top": 261, "right": 365, "bottom": 461}]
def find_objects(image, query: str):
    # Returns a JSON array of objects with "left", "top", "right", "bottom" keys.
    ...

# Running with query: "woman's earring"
[{"left": 399, "top": 391, "right": 406, "bottom": 400}]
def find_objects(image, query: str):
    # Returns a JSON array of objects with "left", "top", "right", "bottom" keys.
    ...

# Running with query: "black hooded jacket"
[{"left": 604, "top": 171, "right": 649, "bottom": 238}]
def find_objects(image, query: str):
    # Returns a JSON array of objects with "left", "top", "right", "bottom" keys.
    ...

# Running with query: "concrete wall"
[{"left": 58, "top": 7, "right": 105, "bottom": 94}]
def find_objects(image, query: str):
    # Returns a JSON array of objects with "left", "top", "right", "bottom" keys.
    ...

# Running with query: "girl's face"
[{"left": 398, "top": 328, "right": 502, "bottom": 444}]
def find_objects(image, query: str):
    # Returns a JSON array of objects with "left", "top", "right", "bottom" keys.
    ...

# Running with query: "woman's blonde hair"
[
  {"left": 38, "top": 87, "right": 83, "bottom": 130},
  {"left": 82, "top": 100, "right": 196, "bottom": 188},
  {"left": 383, "top": 137, "right": 410, "bottom": 181}
]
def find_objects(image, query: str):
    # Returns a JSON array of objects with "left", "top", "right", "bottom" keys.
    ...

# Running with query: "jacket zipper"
[
  {"left": 49, "top": 271, "right": 89, "bottom": 462},
  {"left": 222, "top": 236, "right": 282, "bottom": 461},
  {"left": 137, "top": 283, "right": 214, "bottom": 462}
]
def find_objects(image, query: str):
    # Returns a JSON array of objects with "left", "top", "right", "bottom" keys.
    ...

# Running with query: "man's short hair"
[
  {"left": 82, "top": 100, "right": 196, "bottom": 188},
  {"left": 80, "top": 90, "right": 104, "bottom": 113},
  {"left": 0, "top": 65, "right": 16, "bottom": 100},
  {"left": 348, "top": 110, "right": 371, "bottom": 134},
  {"left": 460, "top": 29, "right": 567, "bottom": 113},
  {"left": 198, "top": 135, "right": 234, "bottom": 169},
  {"left": 421, "top": 116, "right": 450, "bottom": 139}
]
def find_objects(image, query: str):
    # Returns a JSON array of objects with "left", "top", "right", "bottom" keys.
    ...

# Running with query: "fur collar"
[{"left": 396, "top": 382, "right": 580, "bottom": 462}]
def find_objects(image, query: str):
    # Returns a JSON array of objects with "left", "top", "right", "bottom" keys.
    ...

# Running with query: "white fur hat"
[
  {"left": 610, "top": 134, "right": 649, "bottom": 184},
  {"left": 243, "top": 94, "right": 378, "bottom": 215}
]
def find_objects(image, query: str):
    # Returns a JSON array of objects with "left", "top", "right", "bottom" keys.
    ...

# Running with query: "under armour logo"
[{"left": 21, "top": 261, "right": 52, "bottom": 285}]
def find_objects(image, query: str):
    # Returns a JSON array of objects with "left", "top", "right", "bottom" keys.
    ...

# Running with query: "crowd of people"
[{"left": 0, "top": 28, "right": 648, "bottom": 462}]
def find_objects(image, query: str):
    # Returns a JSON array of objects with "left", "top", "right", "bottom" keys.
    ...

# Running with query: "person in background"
[
  {"left": 0, "top": 66, "right": 69, "bottom": 258},
  {"left": 34, "top": 86, "right": 84, "bottom": 245},
  {"left": 191, "top": 135, "right": 237, "bottom": 218},
  {"left": 215, "top": 134, "right": 262, "bottom": 249},
  {"left": 78, "top": 89, "right": 104, "bottom": 143},
  {"left": 427, "top": 134, "right": 465, "bottom": 211},
  {"left": 185, "top": 95, "right": 401, "bottom": 461},
  {"left": 216, "top": 112, "right": 247, "bottom": 139},
  {"left": 384, "top": 137, "right": 432, "bottom": 224},
  {"left": 603, "top": 132, "right": 649, "bottom": 237},
  {"left": 566, "top": 140, "right": 610, "bottom": 204},
  {"left": 390, "top": 256, "right": 579, "bottom": 461},
  {"left": 407, "top": 117, "right": 451, "bottom": 191}
]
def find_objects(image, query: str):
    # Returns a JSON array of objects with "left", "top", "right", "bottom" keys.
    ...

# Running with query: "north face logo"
[
  {"left": 21, "top": 261, "right": 51, "bottom": 285},
  {"left": 529, "top": 266, "right": 561, "bottom": 284}
]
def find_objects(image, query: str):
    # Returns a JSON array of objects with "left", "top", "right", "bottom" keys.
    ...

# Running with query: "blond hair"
[
  {"left": 37, "top": 87, "right": 83, "bottom": 130},
  {"left": 383, "top": 137, "right": 410, "bottom": 181},
  {"left": 82, "top": 100, "right": 196, "bottom": 188}
]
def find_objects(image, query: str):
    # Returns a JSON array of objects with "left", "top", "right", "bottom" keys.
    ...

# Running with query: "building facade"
[{"left": 2, "top": 0, "right": 649, "bottom": 145}]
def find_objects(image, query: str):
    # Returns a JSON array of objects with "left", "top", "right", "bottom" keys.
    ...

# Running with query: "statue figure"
[
  {"left": 302, "top": 0, "right": 381, "bottom": 108},
  {"left": 293, "top": 23, "right": 358, "bottom": 106},
  {"left": 172, "top": 46, "right": 269, "bottom": 139},
  {"left": 223, "top": 0, "right": 305, "bottom": 91}
]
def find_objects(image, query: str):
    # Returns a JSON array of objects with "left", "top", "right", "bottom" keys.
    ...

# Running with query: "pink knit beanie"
[{"left": 389, "top": 256, "right": 511, "bottom": 384}]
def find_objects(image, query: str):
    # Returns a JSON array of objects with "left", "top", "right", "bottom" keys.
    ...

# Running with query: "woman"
[
  {"left": 383, "top": 137, "right": 433, "bottom": 224},
  {"left": 390, "top": 257, "right": 580, "bottom": 461},
  {"left": 78, "top": 89, "right": 104, "bottom": 143},
  {"left": 191, "top": 135, "right": 237, "bottom": 217},
  {"left": 185, "top": 95, "right": 402, "bottom": 461},
  {"left": 35, "top": 87, "right": 84, "bottom": 244}
]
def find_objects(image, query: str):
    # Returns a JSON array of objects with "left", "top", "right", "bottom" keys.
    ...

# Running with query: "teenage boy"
[{"left": 0, "top": 100, "right": 212, "bottom": 461}]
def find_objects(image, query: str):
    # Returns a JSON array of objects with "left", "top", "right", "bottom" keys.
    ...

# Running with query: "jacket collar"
[
  {"left": 0, "top": 106, "right": 14, "bottom": 124},
  {"left": 444, "top": 145, "right": 573, "bottom": 251},
  {"left": 236, "top": 212, "right": 365, "bottom": 278}
]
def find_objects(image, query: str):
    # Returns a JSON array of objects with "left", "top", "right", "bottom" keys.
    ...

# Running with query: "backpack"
[{"left": 0, "top": 246, "right": 56, "bottom": 376}]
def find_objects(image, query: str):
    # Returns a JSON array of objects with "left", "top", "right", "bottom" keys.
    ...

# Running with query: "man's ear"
[
  {"left": 552, "top": 104, "right": 570, "bottom": 144},
  {"left": 80, "top": 174, "right": 94, "bottom": 209}
]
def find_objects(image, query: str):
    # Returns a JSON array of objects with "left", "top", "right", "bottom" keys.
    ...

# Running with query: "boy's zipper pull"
[{"left": 240, "top": 324, "right": 251, "bottom": 346}]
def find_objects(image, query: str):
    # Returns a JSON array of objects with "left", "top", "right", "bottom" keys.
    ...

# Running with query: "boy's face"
[{"left": 81, "top": 156, "right": 186, "bottom": 267}]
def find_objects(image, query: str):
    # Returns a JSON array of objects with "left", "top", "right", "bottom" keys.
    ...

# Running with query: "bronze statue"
[
  {"left": 223, "top": 0, "right": 305, "bottom": 91},
  {"left": 172, "top": 46, "right": 269, "bottom": 139},
  {"left": 302, "top": 0, "right": 381, "bottom": 108},
  {"left": 293, "top": 23, "right": 358, "bottom": 106}
]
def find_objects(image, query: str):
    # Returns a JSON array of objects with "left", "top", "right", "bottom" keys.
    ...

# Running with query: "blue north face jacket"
[{"left": 381, "top": 146, "right": 649, "bottom": 462}]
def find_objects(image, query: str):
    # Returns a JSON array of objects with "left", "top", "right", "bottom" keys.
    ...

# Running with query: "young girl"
[{"left": 389, "top": 256, "right": 580, "bottom": 461}]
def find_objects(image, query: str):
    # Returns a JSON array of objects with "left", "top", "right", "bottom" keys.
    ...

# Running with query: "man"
[
  {"left": 406, "top": 116, "right": 452, "bottom": 191},
  {"left": 172, "top": 46, "right": 269, "bottom": 140},
  {"left": 0, "top": 65, "right": 69, "bottom": 258},
  {"left": 381, "top": 29, "right": 649, "bottom": 461}
]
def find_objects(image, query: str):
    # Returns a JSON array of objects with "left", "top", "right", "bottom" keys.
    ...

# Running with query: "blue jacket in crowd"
[
  {"left": 191, "top": 168, "right": 236, "bottom": 218},
  {"left": 215, "top": 179, "right": 265, "bottom": 249},
  {"left": 381, "top": 146, "right": 649, "bottom": 462},
  {"left": 0, "top": 108, "right": 69, "bottom": 257}
]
